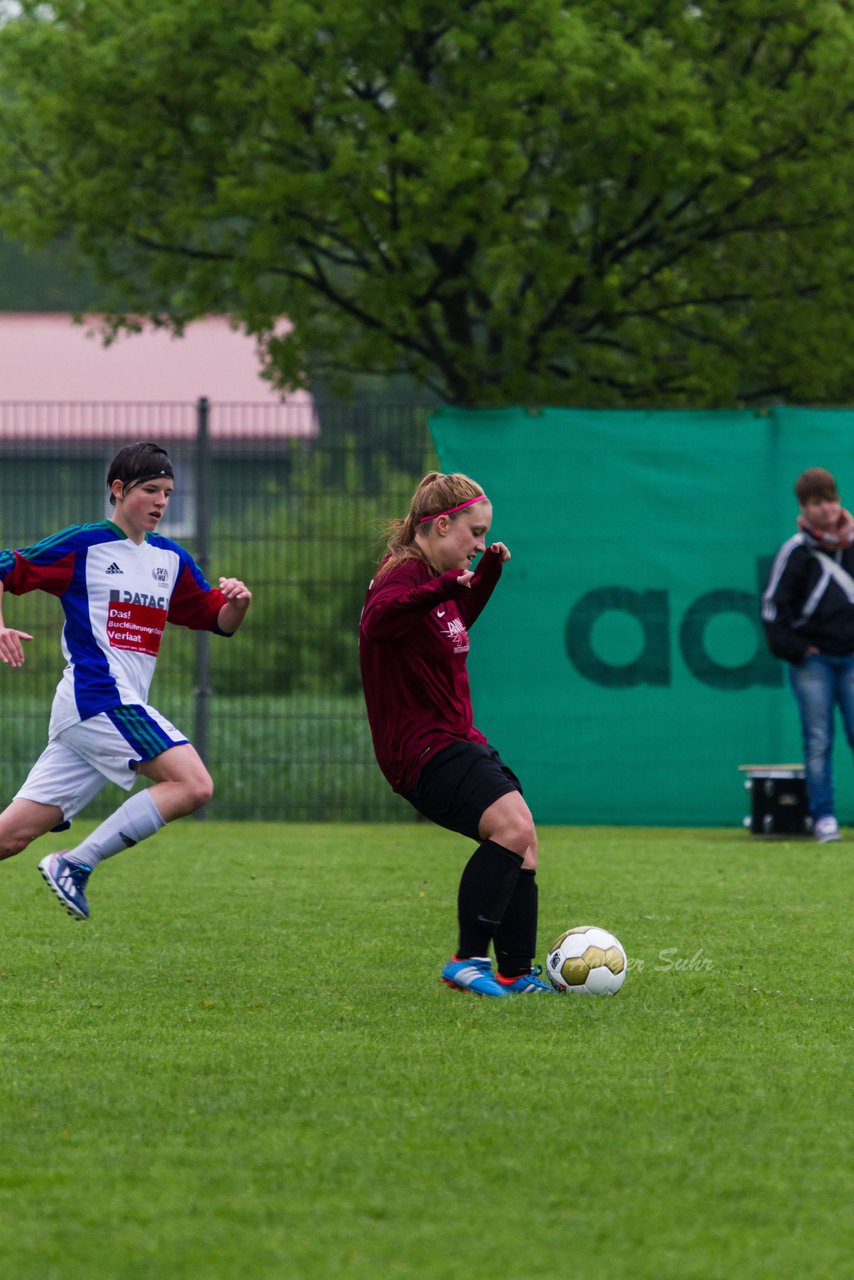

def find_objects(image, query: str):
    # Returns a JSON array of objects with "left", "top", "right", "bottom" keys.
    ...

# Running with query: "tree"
[{"left": 2, "top": 0, "right": 854, "bottom": 407}]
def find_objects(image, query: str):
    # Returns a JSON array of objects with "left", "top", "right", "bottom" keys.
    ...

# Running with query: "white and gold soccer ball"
[{"left": 546, "top": 925, "right": 627, "bottom": 995}]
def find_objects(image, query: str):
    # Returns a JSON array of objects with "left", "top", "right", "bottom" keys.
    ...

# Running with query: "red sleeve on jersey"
[
  {"left": 0, "top": 549, "right": 76, "bottom": 597},
  {"left": 167, "top": 562, "right": 228, "bottom": 631},
  {"left": 456, "top": 548, "right": 504, "bottom": 629}
]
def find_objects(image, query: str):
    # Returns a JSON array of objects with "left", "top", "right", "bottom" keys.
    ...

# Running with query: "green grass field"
[{"left": 1, "top": 823, "right": 850, "bottom": 1279}]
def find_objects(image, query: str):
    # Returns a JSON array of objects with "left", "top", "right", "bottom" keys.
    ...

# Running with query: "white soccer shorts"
[{"left": 15, "top": 704, "right": 188, "bottom": 820}]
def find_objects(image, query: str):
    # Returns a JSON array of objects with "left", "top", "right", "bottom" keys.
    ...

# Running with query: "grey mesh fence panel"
[{"left": 0, "top": 400, "right": 434, "bottom": 821}]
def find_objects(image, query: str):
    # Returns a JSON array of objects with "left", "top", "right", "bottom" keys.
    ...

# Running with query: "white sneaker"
[{"left": 814, "top": 816, "right": 841, "bottom": 843}]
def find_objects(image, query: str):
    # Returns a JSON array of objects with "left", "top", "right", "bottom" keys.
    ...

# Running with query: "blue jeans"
[{"left": 788, "top": 653, "right": 854, "bottom": 820}]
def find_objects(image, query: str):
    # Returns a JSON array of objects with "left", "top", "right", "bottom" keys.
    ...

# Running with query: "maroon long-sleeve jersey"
[{"left": 359, "top": 549, "right": 503, "bottom": 794}]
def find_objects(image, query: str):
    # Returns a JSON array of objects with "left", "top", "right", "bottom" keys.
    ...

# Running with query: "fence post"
[{"left": 194, "top": 396, "right": 211, "bottom": 819}]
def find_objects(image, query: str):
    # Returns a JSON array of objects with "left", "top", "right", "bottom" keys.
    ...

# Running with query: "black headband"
[{"left": 118, "top": 468, "right": 173, "bottom": 488}]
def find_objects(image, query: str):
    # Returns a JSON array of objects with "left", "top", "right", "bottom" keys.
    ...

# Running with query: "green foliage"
[
  {"left": 1, "top": 823, "right": 850, "bottom": 1279},
  {"left": 210, "top": 438, "right": 435, "bottom": 695},
  {"left": 3, "top": 2, "right": 854, "bottom": 405}
]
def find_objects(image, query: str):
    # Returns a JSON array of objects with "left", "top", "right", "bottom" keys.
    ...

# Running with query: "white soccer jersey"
[{"left": 0, "top": 520, "right": 227, "bottom": 734}]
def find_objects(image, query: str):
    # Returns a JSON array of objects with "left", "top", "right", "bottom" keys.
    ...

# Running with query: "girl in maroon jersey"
[{"left": 359, "top": 472, "right": 549, "bottom": 996}]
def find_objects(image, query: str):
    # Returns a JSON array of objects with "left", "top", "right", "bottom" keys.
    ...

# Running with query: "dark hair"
[
  {"left": 107, "top": 443, "right": 174, "bottom": 506},
  {"left": 795, "top": 467, "right": 838, "bottom": 506}
]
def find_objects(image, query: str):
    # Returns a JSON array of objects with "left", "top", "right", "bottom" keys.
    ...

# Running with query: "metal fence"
[{"left": 0, "top": 399, "right": 436, "bottom": 820}]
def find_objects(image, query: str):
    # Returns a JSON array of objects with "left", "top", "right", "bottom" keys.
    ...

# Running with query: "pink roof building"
[{"left": 0, "top": 313, "right": 316, "bottom": 439}]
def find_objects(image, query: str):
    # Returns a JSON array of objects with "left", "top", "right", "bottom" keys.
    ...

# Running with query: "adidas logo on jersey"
[{"left": 105, "top": 562, "right": 123, "bottom": 574}]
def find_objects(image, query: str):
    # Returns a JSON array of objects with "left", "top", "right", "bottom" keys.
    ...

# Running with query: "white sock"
[{"left": 67, "top": 790, "right": 165, "bottom": 869}]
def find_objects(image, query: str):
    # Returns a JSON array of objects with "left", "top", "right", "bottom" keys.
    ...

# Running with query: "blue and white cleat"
[
  {"left": 496, "top": 965, "right": 553, "bottom": 994},
  {"left": 441, "top": 955, "right": 508, "bottom": 997},
  {"left": 38, "top": 852, "right": 92, "bottom": 921}
]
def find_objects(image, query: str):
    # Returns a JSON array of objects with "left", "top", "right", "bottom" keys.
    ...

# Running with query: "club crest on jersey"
[
  {"left": 109, "top": 588, "right": 167, "bottom": 610},
  {"left": 442, "top": 616, "right": 470, "bottom": 653},
  {"left": 152, "top": 566, "right": 169, "bottom": 583}
]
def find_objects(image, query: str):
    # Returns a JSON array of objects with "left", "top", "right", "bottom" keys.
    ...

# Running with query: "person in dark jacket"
[
  {"left": 762, "top": 467, "right": 854, "bottom": 842},
  {"left": 359, "top": 471, "right": 550, "bottom": 996}
]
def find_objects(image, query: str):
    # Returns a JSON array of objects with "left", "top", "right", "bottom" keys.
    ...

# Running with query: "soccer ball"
[{"left": 546, "top": 925, "right": 627, "bottom": 995}]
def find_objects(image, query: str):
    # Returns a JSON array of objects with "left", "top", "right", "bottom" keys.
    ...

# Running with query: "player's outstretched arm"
[
  {"left": 362, "top": 566, "right": 480, "bottom": 640},
  {"left": 216, "top": 577, "right": 252, "bottom": 634}
]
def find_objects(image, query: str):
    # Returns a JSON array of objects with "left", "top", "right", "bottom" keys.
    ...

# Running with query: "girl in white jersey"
[{"left": 0, "top": 442, "right": 252, "bottom": 920}]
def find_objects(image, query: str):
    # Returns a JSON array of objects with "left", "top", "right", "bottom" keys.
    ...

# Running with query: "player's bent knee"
[
  {"left": 516, "top": 821, "right": 538, "bottom": 855},
  {"left": 479, "top": 792, "right": 537, "bottom": 856},
  {"left": 186, "top": 773, "right": 214, "bottom": 811},
  {"left": 524, "top": 833, "right": 539, "bottom": 869},
  {"left": 487, "top": 816, "right": 536, "bottom": 856},
  {"left": 508, "top": 808, "right": 537, "bottom": 849}
]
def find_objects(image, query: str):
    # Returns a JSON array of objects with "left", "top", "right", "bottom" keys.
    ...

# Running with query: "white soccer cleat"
[
  {"left": 814, "top": 816, "right": 841, "bottom": 843},
  {"left": 38, "top": 852, "right": 92, "bottom": 920}
]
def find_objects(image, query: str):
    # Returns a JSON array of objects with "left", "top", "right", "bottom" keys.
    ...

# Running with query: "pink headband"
[{"left": 417, "top": 495, "right": 489, "bottom": 523}]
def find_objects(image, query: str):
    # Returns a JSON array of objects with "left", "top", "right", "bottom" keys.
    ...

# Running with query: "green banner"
[{"left": 429, "top": 406, "right": 854, "bottom": 825}]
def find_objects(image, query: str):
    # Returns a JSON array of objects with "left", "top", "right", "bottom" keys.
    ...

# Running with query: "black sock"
[
  {"left": 495, "top": 869, "right": 538, "bottom": 979},
  {"left": 457, "top": 840, "right": 523, "bottom": 959}
]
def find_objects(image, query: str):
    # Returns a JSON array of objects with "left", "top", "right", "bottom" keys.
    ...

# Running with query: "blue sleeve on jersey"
[{"left": 7, "top": 522, "right": 120, "bottom": 566}]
